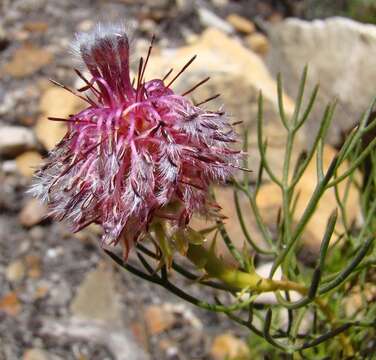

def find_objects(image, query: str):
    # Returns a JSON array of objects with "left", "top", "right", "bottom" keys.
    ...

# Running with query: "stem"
[{"left": 186, "top": 243, "right": 354, "bottom": 356}]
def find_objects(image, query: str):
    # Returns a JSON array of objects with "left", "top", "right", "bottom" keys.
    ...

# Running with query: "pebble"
[
  {"left": 211, "top": 0, "right": 228, "bottom": 7},
  {"left": 144, "top": 305, "right": 175, "bottom": 335},
  {"left": 210, "top": 333, "right": 249, "bottom": 360},
  {"left": 139, "top": 19, "right": 158, "bottom": 35},
  {"left": 16, "top": 0, "right": 47, "bottom": 12},
  {"left": 19, "top": 199, "right": 47, "bottom": 228},
  {"left": 198, "top": 8, "right": 234, "bottom": 34},
  {"left": 77, "top": 19, "right": 94, "bottom": 32},
  {"left": 2, "top": 44, "right": 53, "bottom": 78},
  {"left": 49, "top": 281, "right": 72, "bottom": 306},
  {"left": 1, "top": 160, "right": 17, "bottom": 174},
  {"left": 29, "top": 226, "right": 45, "bottom": 241},
  {"left": 23, "top": 348, "right": 50, "bottom": 360},
  {"left": 0, "top": 126, "right": 37, "bottom": 157},
  {"left": 15, "top": 151, "right": 43, "bottom": 178},
  {"left": 70, "top": 264, "right": 123, "bottom": 325},
  {"left": 226, "top": 14, "right": 255, "bottom": 34},
  {"left": 245, "top": 32, "right": 269, "bottom": 55},
  {"left": 6, "top": 259, "right": 26, "bottom": 283}
]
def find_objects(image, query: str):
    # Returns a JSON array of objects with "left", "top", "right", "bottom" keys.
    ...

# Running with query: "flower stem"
[{"left": 186, "top": 243, "right": 354, "bottom": 356}]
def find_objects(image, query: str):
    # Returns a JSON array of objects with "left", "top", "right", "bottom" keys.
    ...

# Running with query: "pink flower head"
[{"left": 31, "top": 23, "right": 243, "bottom": 258}]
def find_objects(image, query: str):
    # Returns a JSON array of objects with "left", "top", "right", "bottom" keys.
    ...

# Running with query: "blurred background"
[{"left": 0, "top": 1, "right": 376, "bottom": 359}]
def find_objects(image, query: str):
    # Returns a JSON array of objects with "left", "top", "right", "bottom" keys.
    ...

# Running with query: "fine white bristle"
[{"left": 71, "top": 21, "right": 136, "bottom": 67}]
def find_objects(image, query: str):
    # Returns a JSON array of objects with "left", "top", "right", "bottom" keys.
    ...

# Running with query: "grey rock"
[
  {"left": 41, "top": 318, "right": 150, "bottom": 360},
  {"left": 198, "top": 7, "right": 234, "bottom": 34},
  {"left": 70, "top": 264, "right": 123, "bottom": 325},
  {"left": 267, "top": 17, "right": 376, "bottom": 145},
  {"left": 0, "top": 126, "right": 37, "bottom": 157}
]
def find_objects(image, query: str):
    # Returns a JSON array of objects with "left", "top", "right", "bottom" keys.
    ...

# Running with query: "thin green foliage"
[{"left": 105, "top": 69, "right": 376, "bottom": 358}]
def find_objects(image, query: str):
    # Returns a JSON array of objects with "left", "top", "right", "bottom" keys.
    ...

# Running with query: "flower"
[{"left": 31, "top": 23, "right": 243, "bottom": 258}]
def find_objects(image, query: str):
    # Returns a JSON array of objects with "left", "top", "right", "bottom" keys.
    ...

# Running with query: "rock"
[
  {"left": 1, "top": 160, "right": 17, "bottom": 173},
  {"left": 23, "top": 348, "right": 62, "bottom": 360},
  {"left": 29, "top": 226, "right": 45, "bottom": 241},
  {"left": 267, "top": 17, "right": 376, "bottom": 145},
  {"left": 211, "top": 0, "right": 228, "bottom": 7},
  {"left": 226, "top": 14, "right": 255, "bottom": 34},
  {"left": 0, "top": 292, "right": 22, "bottom": 316},
  {"left": 15, "top": 151, "right": 43, "bottom": 177},
  {"left": 23, "top": 349, "right": 49, "bottom": 360},
  {"left": 257, "top": 145, "right": 360, "bottom": 254},
  {"left": 35, "top": 87, "right": 85, "bottom": 150},
  {"left": 19, "top": 198, "right": 47, "bottom": 227},
  {"left": 245, "top": 32, "right": 269, "bottom": 56},
  {"left": 23, "top": 21, "right": 49, "bottom": 33},
  {"left": 2, "top": 44, "right": 53, "bottom": 78},
  {"left": 144, "top": 27, "right": 301, "bottom": 180},
  {"left": 0, "top": 126, "right": 37, "bottom": 157},
  {"left": 139, "top": 19, "right": 158, "bottom": 35},
  {"left": 144, "top": 305, "right": 175, "bottom": 335},
  {"left": 70, "top": 263, "right": 123, "bottom": 325},
  {"left": 77, "top": 20, "right": 94, "bottom": 32},
  {"left": 41, "top": 318, "right": 150, "bottom": 360},
  {"left": 210, "top": 333, "right": 249, "bottom": 360},
  {"left": 198, "top": 8, "right": 234, "bottom": 34},
  {"left": 49, "top": 281, "right": 72, "bottom": 306},
  {"left": 6, "top": 259, "right": 26, "bottom": 283},
  {"left": 25, "top": 254, "right": 42, "bottom": 278}
]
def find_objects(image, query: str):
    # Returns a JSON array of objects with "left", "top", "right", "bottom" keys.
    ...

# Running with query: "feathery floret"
[{"left": 31, "top": 23, "right": 243, "bottom": 257}]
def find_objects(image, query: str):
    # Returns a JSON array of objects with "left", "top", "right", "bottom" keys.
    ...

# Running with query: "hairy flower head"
[{"left": 31, "top": 23, "right": 243, "bottom": 258}]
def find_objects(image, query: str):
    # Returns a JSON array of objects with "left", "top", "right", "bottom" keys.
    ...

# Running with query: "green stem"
[
  {"left": 186, "top": 243, "right": 354, "bottom": 356},
  {"left": 187, "top": 243, "right": 305, "bottom": 293}
]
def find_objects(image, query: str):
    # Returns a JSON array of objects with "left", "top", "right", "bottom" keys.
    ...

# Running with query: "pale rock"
[
  {"left": 6, "top": 259, "right": 26, "bottom": 283},
  {"left": 23, "top": 349, "right": 49, "bottom": 360},
  {"left": 35, "top": 87, "right": 85, "bottom": 150},
  {"left": 145, "top": 27, "right": 302, "bottom": 180},
  {"left": 77, "top": 19, "right": 94, "bottom": 32},
  {"left": 29, "top": 226, "right": 45, "bottom": 241},
  {"left": 245, "top": 32, "right": 269, "bottom": 56},
  {"left": 144, "top": 305, "right": 175, "bottom": 335},
  {"left": 210, "top": 333, "right": 249, "bottom": 360},
  {"left": 23, "top": 348, "right": 62, "bottom": 360},
  {"left": 198, "top": 8, "right": 234, "bottom": 34},
  {"left": 2, "top": 44, "right": 52, "bottom": 78},
  {"left": 139, "top": 19, "right": 157, "bottom": 34},
  {"left": 211, "top": 0, "right": 228, "bottom": 7},
  {"left": 227, "top": 14, "right": 255, "bottom": 34},
  {"left": 267, "top": 17, "right": 376, "bottom": 145},
  {"left": 1, "top": 160, "right": 17, "bottom": 173},
  {"left": 19, "top": 198, "right": 47, "bottom": 228},
  {"left": 70, "top": 263, "right": 123, "bottom": 325},
  {"left": 0, "top": 126, "right": 37, "bottom": 157},
  {"left": 15, "top": 151, "right": 43, "bottom": 177}
]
